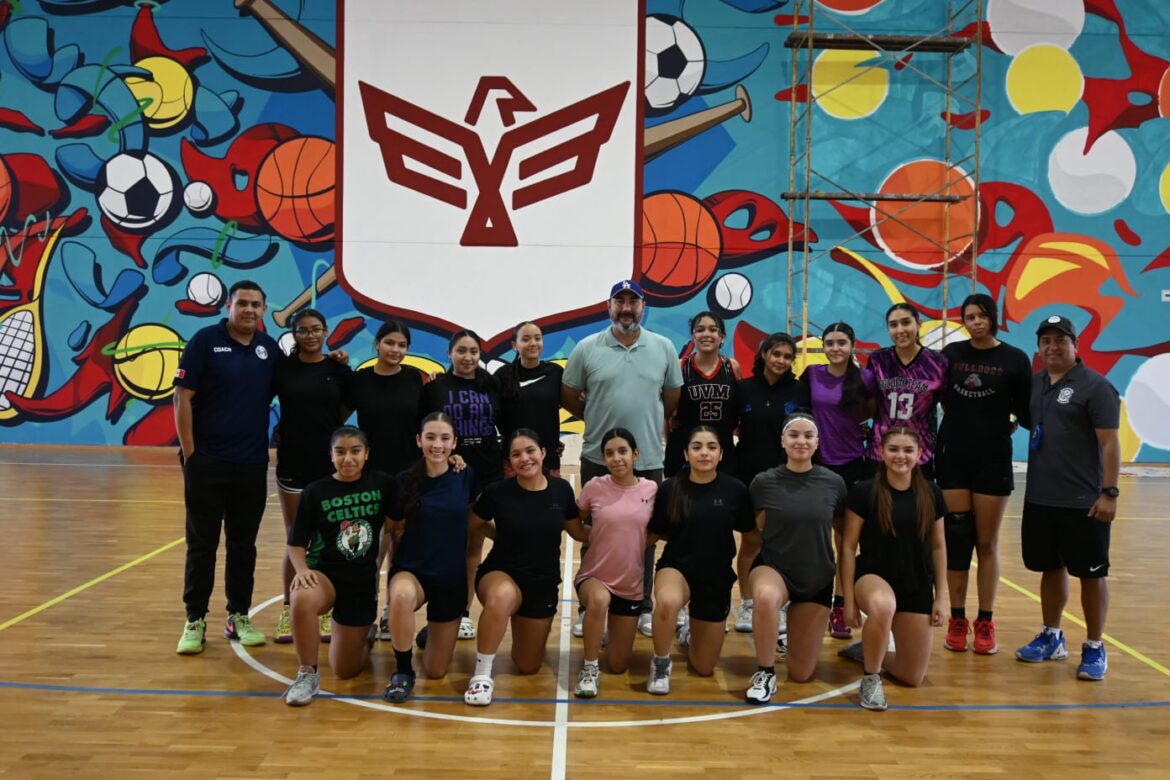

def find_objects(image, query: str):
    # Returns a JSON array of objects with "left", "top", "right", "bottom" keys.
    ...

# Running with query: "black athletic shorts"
[
  {"left": 275, "top": 472, "right": 310, "bottom": 492},
  {"left": 656, "top": 565, "right": 733, "bottom": 622},
  {"left": 388, "top": 567, "right": 468, "bottom": 623},
  {"left": 1021, "top": 501, "right": 1111, "bottom": 578},
  {"left": 574, "top": 580, "right": 643, "bottom": 617},
  {"left": 749, "top": 557, "right": 834, "bottom": 609},
  {"left": 934, "top": 440, "right": 1014, "bottom": 496},
  {"left": 315, "top": 568, "right": 377, "bottom": 628},
  {"left": 854, "top": 563, "right": 934, "bottom": 615},
  {"left": 475, "top": 565, "right": 559, "bottom": 620},
  {"left": 823, "top": 458, "right": 872, "bottom": 489}
]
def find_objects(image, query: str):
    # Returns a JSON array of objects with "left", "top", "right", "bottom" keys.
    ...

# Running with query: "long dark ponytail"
[{"left": 399, "top": 412, "right": 457, "bottom": 524}]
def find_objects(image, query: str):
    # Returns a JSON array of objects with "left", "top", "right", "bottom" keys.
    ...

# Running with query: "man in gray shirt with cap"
[{"left": 1015, "top": 314, "right": 1120, "bottom": 682}]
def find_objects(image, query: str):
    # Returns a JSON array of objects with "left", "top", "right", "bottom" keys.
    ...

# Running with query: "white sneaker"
[
  {"left": 637, "top": 612, "right": 653, "bottom": 637},
  {"left": 572, "top": 613, "right": 585, "bottom": 638},
  {"left": 458, "top": 616, "right": 476, "bottom": 640},
  {"left": 575, "top": 664, "right": 600, "bottom": 698},
  {"left": 776, "top": 632, "right": 788, "bottom": 660},
  {"left": 676, "top": 608, "right": 687, "bottom": 627},
  {"left": 778, "top": 604, "right": 788, "bottom": 635},
  {"left": 377, "top": 605, "right": 391, "bottom": 641},
  {"left": 284, "top": 670, "right": 320, "bottom": 707},
  {"left": 745, "top": 670, "right": 777, "bottom": 704},
  {"left": 734, "top": 599, "right": 753, "bottom": 632},
  {"left": 646, "top": 657, "right": 672, "bottom": 695},
  {"left": 675, "top": 619, "right": 691, "bottom": 649}
]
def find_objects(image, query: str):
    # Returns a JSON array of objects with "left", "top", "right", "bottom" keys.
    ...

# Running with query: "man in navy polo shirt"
[{"left": 174, "top": 280, "right": 278, "bottom": 654}]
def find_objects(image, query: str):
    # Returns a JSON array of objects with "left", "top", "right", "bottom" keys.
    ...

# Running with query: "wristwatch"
[{"left": 1101, "top": 486, "right": 1120, "bottom": 498}]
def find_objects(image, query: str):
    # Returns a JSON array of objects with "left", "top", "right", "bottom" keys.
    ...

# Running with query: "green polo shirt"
[{"left": 563, "top": 326, "right": 683, "bottom": 470}]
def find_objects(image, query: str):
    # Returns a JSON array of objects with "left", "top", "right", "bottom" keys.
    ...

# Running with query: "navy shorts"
[
  {"left": 1021, "top": 502, "right": 1110, "bottom": 579},
  {"left": 388, "top": 567, "right": 467, "bottom": 623}
]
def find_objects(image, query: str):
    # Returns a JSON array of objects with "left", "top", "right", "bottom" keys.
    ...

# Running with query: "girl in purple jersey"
[
  {"left": 867, "top": 303, "right": 949, "bottom": 478},
  {"left": 807, "top": 322, "right": 877, "bottom": 640}
]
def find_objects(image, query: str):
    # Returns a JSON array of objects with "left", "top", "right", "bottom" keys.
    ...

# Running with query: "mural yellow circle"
[
  {"left": 126, "top": 56, "right": 195, "bottom": 129},
  {"left": 1006, "top": 45, "right": 1083, "bottom": 115},
  {"left": 811, "top": 50, "right": 889, "bottom": 120},
  {"left": 1159, "top": 162, "right": 1170, "bottom": 214},
  {"left": 112, "top": 324, "right": 185, "bottom": 402}
]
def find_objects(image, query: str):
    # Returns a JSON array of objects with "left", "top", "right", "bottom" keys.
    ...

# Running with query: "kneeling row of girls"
[{"left": 282, "top": 412, "right": 946, "bottom": 713}]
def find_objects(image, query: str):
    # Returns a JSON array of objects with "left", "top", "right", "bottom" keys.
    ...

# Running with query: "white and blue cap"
[
  {"left": 1036, "top": 314, "right": 1076, "bottom": 339},
  {"left": 609, "top": 279, "right": 645, "bottom": 299}
]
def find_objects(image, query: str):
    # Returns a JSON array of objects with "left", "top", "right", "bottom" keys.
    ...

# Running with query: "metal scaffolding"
[{"left": 782, "top": 0, "right": 984, "bottom": 352}]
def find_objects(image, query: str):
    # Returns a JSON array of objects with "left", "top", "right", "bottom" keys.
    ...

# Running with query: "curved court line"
[
  {"left": 994, "top": 572, "right": 1170, "bottom": 678},
  {"left": 0, "top": 536, "right": 185, "bottom": 632},
  {"left": 3, "top": 679, "right": 1168, "bottom": 713},
  {"left": 235, "top": 595, "right": 859, "bottom": 728}
]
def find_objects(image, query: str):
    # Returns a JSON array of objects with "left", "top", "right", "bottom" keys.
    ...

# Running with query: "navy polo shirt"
[{"left": 175, "top": 320, "right": 278, "bottom": 465}]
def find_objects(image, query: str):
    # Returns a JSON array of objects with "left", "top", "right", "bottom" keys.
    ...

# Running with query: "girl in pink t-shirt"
[{"left": 572, "top": 428, "right": 658, "bottom": 698}]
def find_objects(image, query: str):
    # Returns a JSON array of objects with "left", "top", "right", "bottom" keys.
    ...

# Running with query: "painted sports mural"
[{"left": 0, "top": 0, "right": 1168, "bottom": 461}]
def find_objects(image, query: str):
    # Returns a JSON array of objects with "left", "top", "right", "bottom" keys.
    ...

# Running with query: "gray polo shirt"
[
  {"left": 749, "top": 464, "right": 845, "bottom": 595},
  {"left": 1025, "top": 360, "right": 1120, "bottom": 509},
  {"left": 562, "top": 326, "right": 683, "bottom": 470}
]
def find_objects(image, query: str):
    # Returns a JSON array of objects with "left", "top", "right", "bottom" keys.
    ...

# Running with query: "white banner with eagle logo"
[{"left": 339, "top": 0, "right": 643, "bottom": 348}]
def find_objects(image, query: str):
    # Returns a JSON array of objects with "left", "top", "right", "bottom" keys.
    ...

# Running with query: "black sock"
[
  {"left": 312, "top": 664, "right": 318, "bottom": 672},
  {"left": 757, "top": 665, "right": 774, "bottom": 676},
  {"left": 951, "top": 607, "right": 966, "bottom": 619},
  {"left": 394, "top": 649, "right": 414, "bottom": 676},
  {"left": 833, "top": 595, "right": 844, "bottom": 608},
  {"left": 977, "top": 610, "right": 993, "bottom": 622}
]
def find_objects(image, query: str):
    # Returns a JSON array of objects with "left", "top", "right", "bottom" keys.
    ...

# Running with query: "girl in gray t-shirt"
[{"left": 744, "top": 413, "right": 846, "bottom": 704}]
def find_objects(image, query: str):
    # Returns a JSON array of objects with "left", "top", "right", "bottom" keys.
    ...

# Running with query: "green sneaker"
[
  {"left": 225, "top": 613, "right": 266, "bottom": 646},
  {"left": 319, "top": 609, "right": 333, "bottom": 643},
  {"left": 176, "top": 618, "right": 206, "bottom": 655},
  {"left": 273, "top": 604, "right": 293, "bottom": 644}
]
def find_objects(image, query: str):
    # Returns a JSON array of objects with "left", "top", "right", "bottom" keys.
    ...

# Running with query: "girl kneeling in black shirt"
[
  {"left": 647, "top": 426, "right": 756, "bottom": 696},
  {"left": 463, "top": 429, "right": 586, "bottom": 706},
  {"left": 840, "top": 427, "right": 948, "bottom": 711},
  {"left": 284, "top": 426, "right": 394, "bottom": 707}
]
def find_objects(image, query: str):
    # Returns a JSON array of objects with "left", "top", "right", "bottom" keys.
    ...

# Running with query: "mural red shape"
[
  {"left": 0, "top": 108, "right": 45, "bottom": 135},
  {"left": 123, "top": 404, "right": 178, "bottom": 446},
  {"left": 50, "top": 114, "right": 111, "bottom": 139},
  {"left": 130, "top": 4, "right": 208, "bottom": 69},
  {"left": 941, "top": 109, "right": 989, "bottom": 130},
  {"left": 100, "top": 215, "right": 148, "bottom": 269},
  {"left": 703, "top": 189, "right": 816, "bottom": 266},
  {"left": 1, "top": 153, "right": 68, "bottom": 227},
  {"left": 1113, "top": 219, "right": 1141, "bottom": 247},
  {"left": 327, "top": 316, "right": 365, "bottom": 349}
]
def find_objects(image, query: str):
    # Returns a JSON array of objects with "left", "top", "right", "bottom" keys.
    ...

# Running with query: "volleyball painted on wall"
[{"left": 0, "top": 0, "right": 1167, "bottom": 462}]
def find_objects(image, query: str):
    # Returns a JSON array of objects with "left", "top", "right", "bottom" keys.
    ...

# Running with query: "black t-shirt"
[
  {"left": 846, "top": 478, "right": 946, "bottom": 594},
  {"left": 496, "top": 361, "right": 564, "bottom": 470},
  {"left": 289, "top": 471, "right": 396, "bottom": 584},
  {"left": 273, "top": 355, "right": 352, "bottom": 481},
  {"left": 475, "top": 476, "right": 577, "bottom": 584},
  {"left": 421, "top": 372, "right": 503, "bottom": 487},
  {"left": 666, "top": 355, "right": 739, "bottom": 476},
  {"left": 734, "top": 373, "right": 810, "bottom": 484},
  {"left": 346, "top": 366, "right": 426, "bottom": 475},
  {"left": 939, "top": 340, "right": 1033, "bottom": 447},
  {"left": 648, "top": 473, "right": 755, "bottom": 588}
]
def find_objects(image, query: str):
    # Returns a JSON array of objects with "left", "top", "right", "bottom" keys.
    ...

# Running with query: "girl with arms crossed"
[
  {"left": 283, "top": 426, "right": 392, "bottom": 706},
  {"left": 573, "top": 428, "right": 658, "bottom": 698},
  {"left": 464, "top": 429, "right": 582, "bottom": 706},
  {"left": 647, "top": 426, "right": 755, "bottom": 695},
  {"left": 840, "top": 427, "right": 948, "bottom": 711},
  {"left": 744, "top": 413, "right": 846, "bottom": 704}
]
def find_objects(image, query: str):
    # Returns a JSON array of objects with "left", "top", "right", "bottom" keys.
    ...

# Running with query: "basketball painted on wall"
[
  {"left": 256, "top": 137, "right": 336, "bottom": 244},
  {"left": 640, "top": 191, "right": 722, "bottom": 302}
]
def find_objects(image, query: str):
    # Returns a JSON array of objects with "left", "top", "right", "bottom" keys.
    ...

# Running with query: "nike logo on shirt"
[{"left": 519, "top": 376, "right": 547, "bottom": 388}]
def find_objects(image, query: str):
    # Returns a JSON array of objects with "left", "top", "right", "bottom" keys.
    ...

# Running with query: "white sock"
[
  {"left": 583, "top": 658, "right": 599, "bottom": 669},
  {"left": 742, "top": 598, "right": 753, "bottom": 608},
  {"left": 474, "top": 652, "right": 495, "bottom": 678},
  {"left": 1043, "top": 625, "right": 1062, "bottom": 636},
  {"left": 1085, "top": 639, "right": 1104, "bottom": 649}
]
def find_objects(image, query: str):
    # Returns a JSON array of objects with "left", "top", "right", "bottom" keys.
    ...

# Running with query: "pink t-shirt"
[{"left": 574, "top": 475, "right": 657, "bottom": 600}]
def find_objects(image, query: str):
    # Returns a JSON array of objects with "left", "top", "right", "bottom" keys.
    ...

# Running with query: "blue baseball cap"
[{"left": 609, "top": 279, "right": 645, "bottom": 299}]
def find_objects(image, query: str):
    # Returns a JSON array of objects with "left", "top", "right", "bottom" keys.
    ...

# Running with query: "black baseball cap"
[
  {"left": 609, "top": 279, "right": 645, "bottom": 299},
  {"left": 1036, "top": 315, "right": 1076, "bottom": 339}
]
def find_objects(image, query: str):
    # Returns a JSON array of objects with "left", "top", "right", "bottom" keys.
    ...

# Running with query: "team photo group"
[{"left": 172, "top": 274, "right": 1121, "bottom": 713}]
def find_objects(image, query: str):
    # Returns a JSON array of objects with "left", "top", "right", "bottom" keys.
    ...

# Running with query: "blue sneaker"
[
  {"left": 1077, "top": 643, "right": 1108, "bottom": 680},
  {"left": 1015, "top": 629, "right": 1068, "bottom": 663}
]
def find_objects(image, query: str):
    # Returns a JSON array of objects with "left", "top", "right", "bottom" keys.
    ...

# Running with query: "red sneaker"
[
  {"left": 944, "top": 616, "right": 969, "bottom": 652},
  {"left": 829, "top": 605, "right": 852, "bottom": 640},
  {"left": 972, "top": 618, "right": 998, "bottom": 655}
]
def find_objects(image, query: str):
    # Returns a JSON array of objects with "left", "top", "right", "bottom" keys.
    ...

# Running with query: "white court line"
[{"left": 550, "top": 536, "right": 575, "bottom": 780}]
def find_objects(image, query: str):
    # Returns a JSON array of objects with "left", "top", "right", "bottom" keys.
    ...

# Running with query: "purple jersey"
[
  {"left": 807, "top": 364, "right": 877, "bottom": 465},
  {"left": 867, "top": 346, "right": 949, "bottom": 464}
]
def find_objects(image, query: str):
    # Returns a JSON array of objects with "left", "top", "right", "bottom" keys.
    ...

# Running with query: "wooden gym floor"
[{"left": 1, "top": 445, "right": 1168, "bottom": 779}]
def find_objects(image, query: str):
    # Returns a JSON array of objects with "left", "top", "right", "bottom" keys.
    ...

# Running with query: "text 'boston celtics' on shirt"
[{"left": 288, "top": 471, "right": 397, "bottom": 584}]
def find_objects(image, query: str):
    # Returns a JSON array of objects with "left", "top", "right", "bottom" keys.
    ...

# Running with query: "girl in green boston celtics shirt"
[{"left": 283, "top": 426, "right": 395, "bottom": 707}]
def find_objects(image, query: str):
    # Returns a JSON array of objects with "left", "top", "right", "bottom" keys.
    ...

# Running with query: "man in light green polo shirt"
[{"left": 561, "top": 279, "right": 683, "bottom": 633}]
